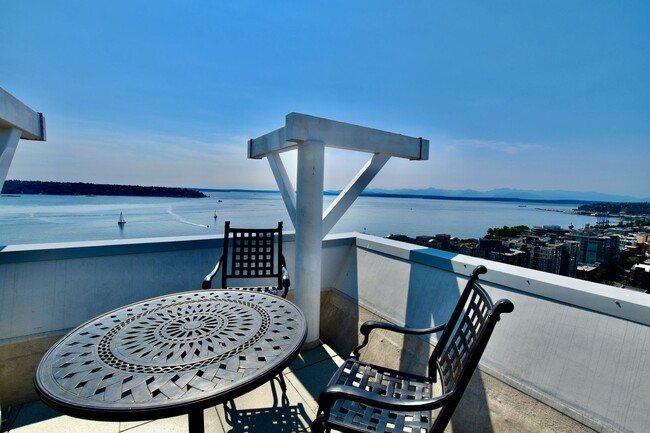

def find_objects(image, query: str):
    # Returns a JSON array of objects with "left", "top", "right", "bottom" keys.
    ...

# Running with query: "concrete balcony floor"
[
  {"left": 1, "top": 341, "right": 599, "bottom": 433},
  {"left": 3, "top": 344, "right": 342, "bottom": 433}
]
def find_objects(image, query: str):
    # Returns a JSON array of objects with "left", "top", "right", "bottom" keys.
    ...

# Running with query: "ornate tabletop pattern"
[{"left": 35, "top": 290, "right": 306, "bottom": 418}]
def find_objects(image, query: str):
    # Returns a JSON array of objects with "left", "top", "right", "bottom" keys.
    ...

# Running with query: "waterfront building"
[
  {"left": 561, "top": 240, "right": 580, "bottom": 278},
  {"left": 526, "top": 238, "right": 563, "bottom": 275},
  {"left": 477, "top": 238, "right": 506, "bottom": 259},
  {"left": 489, "top": 249, "right": 528, "bottom": 267},
  {"left": 531, "top": 225, "right": 569, "bottom": 237},
  {"left": 577, "top": 264, "right": 599, "bottom": 279},
  {"left": 631, "top": 263, "right": 650, "bottom": 292},
  {"left": 387, "top": 225, "right": 646, "bottom": 281},
  {"left": 386, "top": 234, "right": 414, "bottom": 244},
  {"left": 458, "top": 242, "right": 480, "bottom": 257},
  {"left": 566, "top": 231, "right": 621, "bottom": 265}
]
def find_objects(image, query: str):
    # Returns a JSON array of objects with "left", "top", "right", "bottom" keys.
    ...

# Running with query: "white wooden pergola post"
[
  {"left": 0, "top": 87, "right": 46, "bottom": 192},
  {"left": 249, "top": 113, "right": 428, "bottom": 347}
]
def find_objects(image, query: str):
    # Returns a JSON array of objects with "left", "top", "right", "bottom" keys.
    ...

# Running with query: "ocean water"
[{"left": 0, "top": 191, "right": 599, "bottom": 246}]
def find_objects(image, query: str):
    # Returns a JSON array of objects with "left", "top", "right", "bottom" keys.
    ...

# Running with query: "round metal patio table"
[{"left": 34, "top": 289, "right": 307, "bottom": 433}]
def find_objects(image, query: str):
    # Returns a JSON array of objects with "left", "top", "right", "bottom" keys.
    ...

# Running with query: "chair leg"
[{"left": 311, "top": 413, "right": 328, "bottom": 433}]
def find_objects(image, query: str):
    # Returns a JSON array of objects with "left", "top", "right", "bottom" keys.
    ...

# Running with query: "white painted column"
[
  {"left": 0, "top": 127, "right": 22, "bottom": 193},
  {"left": 294, "top": 139, "right": 325, "bottom": 347}
]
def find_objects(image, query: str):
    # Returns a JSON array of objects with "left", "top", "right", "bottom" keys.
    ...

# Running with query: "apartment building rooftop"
[{"left": 2, "top": 232, "right": 649, "bottom": 433}]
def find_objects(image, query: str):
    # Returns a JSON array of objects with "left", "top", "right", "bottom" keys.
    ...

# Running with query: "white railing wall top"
[{"left": 354, "top": 233, "right": 650, "bottom": 327}]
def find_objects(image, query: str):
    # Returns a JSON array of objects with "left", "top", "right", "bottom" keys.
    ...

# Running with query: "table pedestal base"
[{"left": 188, "top": 409, "right": 204, "bottom": 433}]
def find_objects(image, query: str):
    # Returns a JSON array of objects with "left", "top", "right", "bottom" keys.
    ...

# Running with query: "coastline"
[
  {"left": 4, "top": 182, "right": 647, "bottom": 221},
  {"left": 2, "top": 180, "right": 206, "bottom": 198}
]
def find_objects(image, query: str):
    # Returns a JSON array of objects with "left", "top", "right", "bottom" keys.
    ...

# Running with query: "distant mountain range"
[
  {"left": 7, "top": 180, "right": 642, "bottom": 203},
  {"left": 201, "top": 186, "right": 648, "bottom": 203},
  {"left": 356, "top": 188, "right": 649, "bottom": 203}
]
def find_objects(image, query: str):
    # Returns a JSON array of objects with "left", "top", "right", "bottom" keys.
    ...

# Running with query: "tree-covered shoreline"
[
  {"left": 1, "top": 180, "right": 206, "bottom": 198},
  {"left": 577, "top": 202, "right": 650, "bottom": 215}
]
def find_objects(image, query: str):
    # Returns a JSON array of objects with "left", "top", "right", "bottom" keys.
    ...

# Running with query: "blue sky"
[{"left": 2, "top": 1, "right": 649, "bottom": 198}]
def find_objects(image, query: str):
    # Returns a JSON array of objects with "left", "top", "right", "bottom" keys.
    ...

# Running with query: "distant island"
[{"left": 1, "top": 180, "right": 206, "bottom": 198}]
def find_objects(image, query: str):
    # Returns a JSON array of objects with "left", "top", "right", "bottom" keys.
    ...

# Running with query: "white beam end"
[
  {"left": 248, "top": 127, "right": 297, "bottom": 159},
  {"left": 0, "top": 87, "right": 46, "bottom": 141}
]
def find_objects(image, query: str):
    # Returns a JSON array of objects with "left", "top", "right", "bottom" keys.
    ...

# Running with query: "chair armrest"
[
  {"left": 317, "top": 384, "right": 452, "bottom": 414},
  {"left": 280, "top": 255, "right": 290, "bottom": 297},
  {"left": 352, "top": 320, "right": 446, "bottom": 358},
  {"left": 202, "top": 257, "right": 223, "bottom": 290}
]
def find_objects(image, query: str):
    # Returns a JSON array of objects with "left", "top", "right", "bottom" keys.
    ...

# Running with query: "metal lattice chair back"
[
  {"left": 434, "top": 278, "right": 493, "bottom": 392},
  {"left": 224, "top": 223, "right": 279, "bottom": 285},
  {"left": 202, "top": 221, "right": 290, "bottom": 298}
]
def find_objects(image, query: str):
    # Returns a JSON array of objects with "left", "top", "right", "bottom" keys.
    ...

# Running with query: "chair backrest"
[
  {"left": 429, "top": 266, "right": 514, "bottom": 432},
  {"left": 221, "top": 221, "right": 284, "bottom": 291}
]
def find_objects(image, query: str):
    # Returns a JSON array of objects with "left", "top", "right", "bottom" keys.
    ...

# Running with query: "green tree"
[{"left": 485, "top": 225, "right": 529, "bottom": 239}]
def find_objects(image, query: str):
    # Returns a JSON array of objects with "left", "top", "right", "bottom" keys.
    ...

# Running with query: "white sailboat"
[{"left": 118, "top": 212, "right": 126, "bottom": 226}]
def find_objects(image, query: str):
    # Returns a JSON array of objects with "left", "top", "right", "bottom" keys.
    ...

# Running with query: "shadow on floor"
[
  {"left": 288, "top": 343, "right": 343, "bottom": 404},
  {"left": 2, "top": 401, "right": 62, "bottom": 432},
  {"left": 221, "top": 384, "right": 311, "bottom": 433}
]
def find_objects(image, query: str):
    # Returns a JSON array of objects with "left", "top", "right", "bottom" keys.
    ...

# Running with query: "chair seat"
[
  {"left": 326, "top": 359, "right": 436, "bottom": 433},
  {"left": 228, "top": 286, "right": 281, "bottom": 296}
]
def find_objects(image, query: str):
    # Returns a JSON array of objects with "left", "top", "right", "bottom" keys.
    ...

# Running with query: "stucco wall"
[{"left": 336, "top": 234, "right": 650, "bottom": 433}]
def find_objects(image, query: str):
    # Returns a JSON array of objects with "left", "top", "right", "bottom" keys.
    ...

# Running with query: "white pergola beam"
[
  {"left": 248, "top": 113, "right": 428, "bottom": 347},
  {"left": 0, "top": 87, "right": 47, "bottom": 192},
  {"left": 322, "top": 153, "right": 391, "bottom": 237},
  {"left": 267, "top": 152, "right": 297, "bottom": 227},
  {"left": 0, "top": 128, "right": 22, "bottom": 192},
  {"left": 248, "top": 128, "right": 295, "bottom": 159},
  {"left": 0, "top": 87, "right": 46, "bottom": 141},
  {"left": 285, "top": 112, "right": 428, "bottom": 160},
  {"left": 249, "top": 113, "right": 429, "bottom": 160}
]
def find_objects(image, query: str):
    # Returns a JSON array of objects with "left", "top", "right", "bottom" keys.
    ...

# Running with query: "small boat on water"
[{"left": 118, "top": 212, "right": 126, "bottom": 226}]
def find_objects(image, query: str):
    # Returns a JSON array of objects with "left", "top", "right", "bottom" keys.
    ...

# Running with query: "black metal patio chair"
[
  {"left": 312, "top": 265, "right": 514, "bottom": 433},
  {"left": 202, "top": 221, "right": 290, "bottom": 298},
  {"left": 202, "top": 221, "right": 292, "bottom": 392}
]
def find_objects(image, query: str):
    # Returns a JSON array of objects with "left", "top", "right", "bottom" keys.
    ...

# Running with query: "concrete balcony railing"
[{"left": 1, "top": 233, "right": 649, "bottom": 432}]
